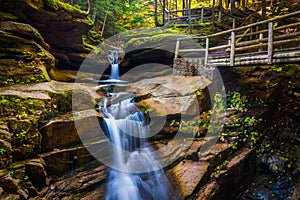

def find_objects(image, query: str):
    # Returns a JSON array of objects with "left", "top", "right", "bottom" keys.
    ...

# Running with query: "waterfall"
[
  {"left": 109, "top": 63, "right": 120, "bottom": 80},
  {"left": 101, "top": 98, "right": 170, "bottom": 200}
]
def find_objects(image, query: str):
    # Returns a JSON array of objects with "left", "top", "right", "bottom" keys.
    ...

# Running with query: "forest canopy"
[{"left": 62, "top": 0, "right": 299, "bottom": 37}]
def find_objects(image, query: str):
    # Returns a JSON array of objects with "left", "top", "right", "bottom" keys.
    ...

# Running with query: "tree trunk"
[
  {"left": 212, "top": 0, "right": 216, "bottom": 22},
  {"left": 225, "top": 0, "right": 229, "bottom": 9},
  {"left": 187, "top": 0, "right": 191, "bottom": 32},
  {"left": 182, "top": 0, "right": 185, "bottom": 16},
  {"left": 154, "top": 0, "right": 159, "bottom": 26},
  {"left": 218, "top": 0, "right": 223, "bottom": 9},
  {"left": 261, "top": 0, "right": 267, "bottom": 19},
  {"left": 230, "top": 0, "right": 236, "bottom": 14},
  {"left": 86, "top": 0, "right": 91, "bottom": 15},
  {"left": 241, "top": 0, "right": 246, "bottom": 10},
  {"left": 163, "top": 0, "right": 166, "bottom": 25}
]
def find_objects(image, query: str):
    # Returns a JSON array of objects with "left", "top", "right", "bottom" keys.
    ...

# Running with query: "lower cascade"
[{"left": 100, "top": 97, "right": 170, "bottom": 200}]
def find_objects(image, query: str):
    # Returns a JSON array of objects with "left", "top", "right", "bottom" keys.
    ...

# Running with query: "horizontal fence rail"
[{"left": 174, "top": 10, "right": 300, "bottom": 68}]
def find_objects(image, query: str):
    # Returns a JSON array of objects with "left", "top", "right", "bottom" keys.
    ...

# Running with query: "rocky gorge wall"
[{"left": 0, "top": 0, "right": 105, "bottom": 199}]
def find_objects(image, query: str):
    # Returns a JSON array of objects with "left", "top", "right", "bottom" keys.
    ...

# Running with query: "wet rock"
[
  {"left": 261, "top": 154, "right": 285, "bottom": 174},
  {"left": 242, "top": 175, "right": 294, "bottom": 200}
]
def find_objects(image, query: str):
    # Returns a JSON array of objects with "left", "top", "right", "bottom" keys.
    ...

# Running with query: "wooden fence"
[
  {"left": 165, "top": 7, "right": 221, "bottom": 25},
  {"left": 174, "top": 10, "right": 300, "bottom": 67}
]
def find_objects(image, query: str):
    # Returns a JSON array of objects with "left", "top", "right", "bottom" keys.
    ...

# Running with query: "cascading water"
[
  {"left": 98, "top": 51, "right": 170, "bottom": 200},
  {"left": 101, "top": 99, "right": 170, "bottom": 200},
  {"left": 108, "top": 51, "right": 120, "bottom": 80}
]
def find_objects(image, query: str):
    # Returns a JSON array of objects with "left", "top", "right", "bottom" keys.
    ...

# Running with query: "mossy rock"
[
  {"left": 0, "top": 0, "right": 92, "bottom": 71},
  {"left": 0, "top": 28, "right": 54, "bottom": 87},
  {"left": 0, "top": 21, "right": 49, "bottom": 50},
  {"left": 82, "top": 30, "right": 103, "bottom": 51},
  {"left": 0, "top": 32, "right": 54, "bottom": 66},
  {"left": 0, "top": 94, "right": 47, "bottom": 126},
  {"left": 8, "top": 119, "right": 41, "bottom": 161},
  {"left": 0, "top": 11, "right": 18, "bottom": 21},
  {"left": 0, "top": 59, "right": 51, "bottom": 87},
  {"left": 44, "top": 0, "right": 89, "bottom": 20}
]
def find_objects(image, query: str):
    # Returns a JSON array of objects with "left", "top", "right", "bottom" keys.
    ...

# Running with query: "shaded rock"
[
  {"left": 0, "top": 21, "right": 49, "bottom": 50},
  {"left": 201, "top": 148, "right": 257, "bottom": 199},
  {"left": 0, "top": 0, "right": 92, "bottom": 70},
  {"left": 25, "top": 158, "right": 48, "bottom": 190},
  {"left": 0, "top": 139, "right": 12, "bottom": 169},
  {"left": 0, "top": 123, "right": 11, "bottom": 142},
  {"left": 0, "top": 21, "right": 54, "bottom": 87},
  {"left": 242, "top": 175, "right": 294, "bottom": 200},
  {"left": 40, "top": 111, "right": 101, "bottom": 152},
  {"left": 0, "top": 194, "right": 20, "bottom": 200},
  {"left": 44, "top": 164, "right": 106, "bottom": 199},
  {"left": 196, "top": 182, "right": 218, "bottom": 200},
  {"left": 0, "top": 174, "right": 19, "bottom": 193}
]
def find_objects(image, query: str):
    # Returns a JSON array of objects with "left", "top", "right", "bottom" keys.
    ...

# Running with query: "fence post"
[
  {"left": 230, "top": 31, "right": 235, "bottom": 66},
  {"left": 232, "top": 18, "right": 236, "bottom": 29},
  {"left": 259, "top": 33, "right": 263, "bottom": 52},
  {"left": 249, "top": 16, "right": 253, "bottom": 40},
  {"left": 205, "top": 37, "right": 209, "bottom": 67},
  {"left": 267, "top": 22, "right": 273, "bottom": 64},
  {"left": 175, "top": 39, "right": 180, "bottom": 59},
  {"left": 201, "top": 8, "right": 204, "bottom": 23},
  {"left": 218, "top": 11, "right": 222, "bottom": 22}
]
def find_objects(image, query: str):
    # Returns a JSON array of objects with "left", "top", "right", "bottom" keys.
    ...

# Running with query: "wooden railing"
[
  {"left": 174, "top": 10, "right": 300, "bottom": 67},
  {"left": 165, "top": 7, "right": 221, "bottom": 25}
]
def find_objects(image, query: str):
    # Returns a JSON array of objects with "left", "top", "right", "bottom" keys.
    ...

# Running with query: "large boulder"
[{"left": 126, "top": 75, "right": 212, "bottom": 117}]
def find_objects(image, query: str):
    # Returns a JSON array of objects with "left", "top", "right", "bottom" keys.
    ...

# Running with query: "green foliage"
[
  {"left": 227, "top": 91, "right": 247, "bottom": 112},
  {"left": 14, "top": 129, "right": 38, "bottom": 143},
  {"left": 62, "top": 0, "right": 155, "bottom": 37},
  {"left": 0, "top": 148, "right": 6, "bottom": 155},
  {"left": 0, "top": 96, "right": 45, "bottom": 120}
]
